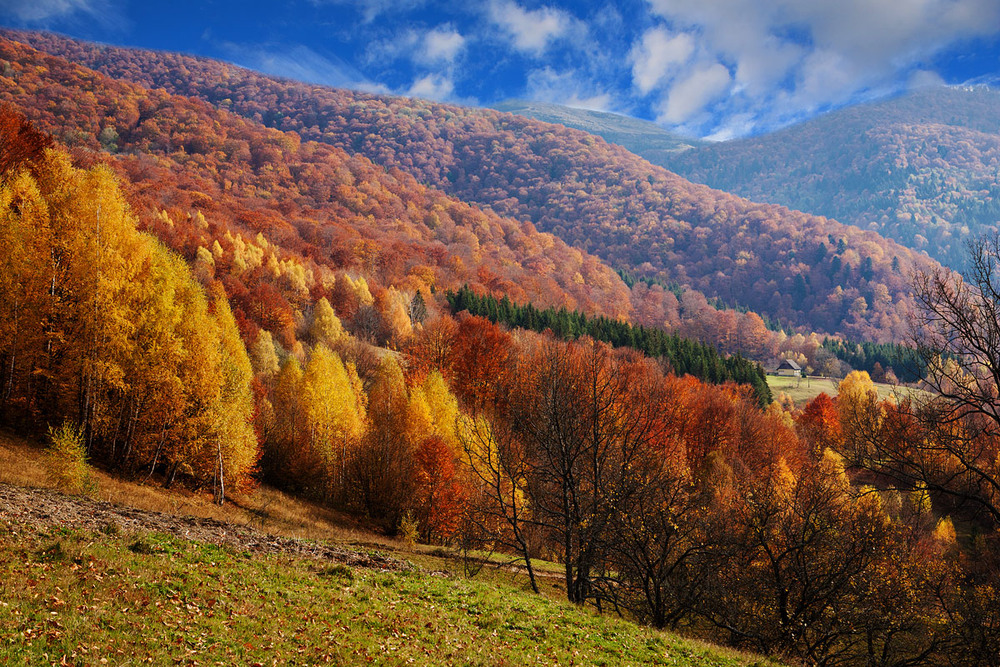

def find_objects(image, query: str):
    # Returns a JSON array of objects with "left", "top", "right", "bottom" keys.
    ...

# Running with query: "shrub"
[
  {"left": 45, "top": 421, "right": 93, "bottom": 495},
  {"left": 399, "top": 510, "right": 419, "bottom": 548}
]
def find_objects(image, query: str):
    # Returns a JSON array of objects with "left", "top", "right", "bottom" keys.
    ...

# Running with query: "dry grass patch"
[
  {"left": 0, "top": 429, "right": 394, "bottom": 545},
  {"left": 767, "top": 375, "right": 924, "bottom": 408}
]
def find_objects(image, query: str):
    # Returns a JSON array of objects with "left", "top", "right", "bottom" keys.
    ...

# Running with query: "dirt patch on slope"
[{"left": 0, "top": 482, "right": 407, "bottom": 571}]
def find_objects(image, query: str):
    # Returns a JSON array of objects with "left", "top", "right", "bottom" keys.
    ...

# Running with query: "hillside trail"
[{"left": 0, "top": 482, "right": 407, "bottom": 571}]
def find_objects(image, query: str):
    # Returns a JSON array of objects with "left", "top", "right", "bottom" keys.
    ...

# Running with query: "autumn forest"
[{"left": 4, "top": 28, "right": 1000, "bottom": 667}]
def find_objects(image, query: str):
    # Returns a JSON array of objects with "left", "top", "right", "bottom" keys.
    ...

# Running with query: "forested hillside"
[
  {"left": 5, "top": 30, "right": 944, "bottom": 343},
  {"left": 0, "top": 36, "right": 636, "bottom": 328},
  {"left": 0, "top": 31, "right": 819, "bottom": 368},
  {"left": 7, "top": 28, "right": 1000, "bottom": 667},
  {"left": 659, "top": 86, "right": 1000, "bottom": 271},
  {"left": 496, "top": 88, "right": 1000, "bottom": 274}
]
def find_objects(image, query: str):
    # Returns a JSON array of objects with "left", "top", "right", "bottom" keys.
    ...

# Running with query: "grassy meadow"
[
  {"left": 0, "top": 526, "right": 785, "bottom": 667},
  {"left": 767, "top": 374, "right": 925, "bottom": 407},
  {"left": 0, "top": 432, "right": 782, "bottom": 667}
]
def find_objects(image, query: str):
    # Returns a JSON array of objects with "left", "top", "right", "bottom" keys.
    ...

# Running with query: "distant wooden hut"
[{"left": 776, "top": 359, "right": 802, "bottom": 377}]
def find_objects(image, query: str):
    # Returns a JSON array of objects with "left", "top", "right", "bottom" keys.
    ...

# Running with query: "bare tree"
[
  {"left": 601, "top": 455, "right": 709, "bottom": 629},
  {"left": 511, "top": 339, "right": 672, "bottom": 605},
  {"left": 840, "top": 234, "right": 1000, "bottom": 525},
  {"left": 457, "top": 411, "right": 541, "bottom": 593}
]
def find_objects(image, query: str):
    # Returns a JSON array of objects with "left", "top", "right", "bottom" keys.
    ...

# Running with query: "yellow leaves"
[
  {"left": 766, "top": 400, "right": 795, "bottom": 430},
  {"left": 406, "top": 385, "right": 434, "bottom": 441},
  {"left": 279, "top": 258, "right": 312, "bottom": 296},
  {"left": 772, "top": 457, "right": 797, "bottom": 505},
  {"left": 265, "top": 252, "right": 280, "bottom": 278},
  {"left": 854, "top": 485, "right": 891, "bottom": 527},
  {"left": 302, "top": 344, "right": 367, "bottom": 462},
  {"left": 819, "top": 448, "right": 850, "bottom": 496},
  {"left": 193, "top": 246, "right": 215, "bottom": 281},
  {"left": 250, "top": 330, "right": 280, "bottom": 378},
  {"left": 457, "top": 413, "right": 493, "bottom": 470},
  {"left": 421, "top": 371, "right": 460, "bottom": 452},
  {"left": 933, "top": 516, "right": 957, "bottom": 545},
  {"left": 273, "top": 356, "right": 305, "bottom": 448},
  {"left": 376, "top": 287, "right": 413, "bottom": 346},
  {"left": 1, "top": 144, "right": 258, "bottom": 497},
  {"left": 0, "top": 166, "right": 51, "bottom": 369},
  {"left": 837, "top": 370, "right": 877, "bottom": 414},
  {"left": 209, "top": 287, "right": 258, "bottom": 491},
  {"left": 345, "top": 274, "right": 374, "bottom": 307},
  {"left": 227, "top": 231, "right": 264, "bottom": 275},
  {"left": 310, "top": 297, "right": 345, "bottom": 347}
]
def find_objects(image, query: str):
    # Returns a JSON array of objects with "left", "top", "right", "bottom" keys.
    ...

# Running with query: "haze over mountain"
[
  {"left": 5, "top": 30, "right": 942, "bottom": 343},
  {"left": 492, "top": 100, "right": 703, "bottom": 164}
]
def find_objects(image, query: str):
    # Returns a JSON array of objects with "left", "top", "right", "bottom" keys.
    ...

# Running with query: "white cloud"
[
  {"left": 703, "top": 112, "right": 757, "bottom": 142},
  {"left": 311, "top": 0, "right": 426, "bottom": 24},
  {"left": 524, "top": 66, "right": 616, "bottom": 112},
  {"left": 488, "top": 0, "right": 573, "bottom": 55},
  {"left": 407, "top": 73, "right": 455, "bottom": 101},
  {"left": 658, "top": 62, "right": 732, "bottom": 124},
  {"left": 222, "top": 43, "right": 389, "bottom": 94},
  {"left": 908, "top": 69, "right": 946, "bottom": 90},
  {"left": 362, "top": 26, "right": 463, "bottom": 68},
  {"left": 642, "top": 0, "right": 1000, "bottom": 134},
  {"left": 2, "top": 0, "right": 123, "bottom": 27},
  {"left": 420, "top": 27, "right": 465, "bottom": 64},
  {"left": 629, "top": 28, "right": 695, "bottom": 95}
]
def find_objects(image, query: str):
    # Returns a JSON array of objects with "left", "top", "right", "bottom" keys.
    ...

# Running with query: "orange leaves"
[
  {"left": 449, "top": 315, "right": 513, "bottom": 413},
  {"left": 405, "top": 316, "right": 458, "bottom": 381},
  {"left": 412, "top": 435, "right": 465, "bottom": 541},
  {"left": 0, "top": 104, "right": 52, "bottom": 178},
  {"left": 797, "top": 392, "right": 842, "bottom": 454}
]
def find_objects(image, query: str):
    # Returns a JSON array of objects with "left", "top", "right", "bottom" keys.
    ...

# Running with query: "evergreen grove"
[{"left": 446, "top": 285, "right": 772, "bottom": 406}]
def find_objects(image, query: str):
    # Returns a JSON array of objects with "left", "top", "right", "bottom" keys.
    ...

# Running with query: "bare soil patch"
[{"left": 0, "top": 482, "right": 407, "bottom": 571}]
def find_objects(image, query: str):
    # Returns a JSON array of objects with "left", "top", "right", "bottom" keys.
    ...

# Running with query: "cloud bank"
[
  {"left": 638, "top": 0, "right": 1000, "bottom": 135},
  {"left": 9, "top": 0, "right": 1000, "bottom": 139}
]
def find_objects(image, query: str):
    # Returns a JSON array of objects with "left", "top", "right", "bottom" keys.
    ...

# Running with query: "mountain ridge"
[
  {"left": 491, "top": 98, "right": 704, "bottom": 162},
  {"left": 3, "top": 29, "right": 944, "bottom": 343},
  {"left": 658, "top": 86, "right": 1000, "bottom": 270}
]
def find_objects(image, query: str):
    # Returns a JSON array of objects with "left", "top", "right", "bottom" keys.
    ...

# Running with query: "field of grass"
[
  {"left": 0, "top": 525, "right": 781, "bottom": 666},
  {"left": 767, "top": 374, "right": 925, "bottom": 407},
  {"left": 0, "top": 430, "right": 782, "bottom": 666}
]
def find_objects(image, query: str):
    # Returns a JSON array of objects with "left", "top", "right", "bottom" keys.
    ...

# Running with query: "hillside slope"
[
  {"left": 6, "top": 30, "right": 945, "bottom": 342},
  {"left": 659, "top": 86, "right": 1000, "bottom": 270},
  {"left": 0, "top": 434, "right": 781, "bottom": 667},
  {"left": 0, "top": 34, "right": 634, "bottom": 337},
  {"left": 492, "top": 99, "right": 704, "bottom": 161}
]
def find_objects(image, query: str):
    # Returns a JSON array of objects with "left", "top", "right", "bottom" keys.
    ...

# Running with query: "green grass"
[{"left": 0, "top": 524, "right": 782, "bottom": 666}]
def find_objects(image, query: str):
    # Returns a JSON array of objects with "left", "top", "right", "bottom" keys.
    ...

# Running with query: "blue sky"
[{"left": 2, "top": 0, "right": 1000, "bottom": 139}]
